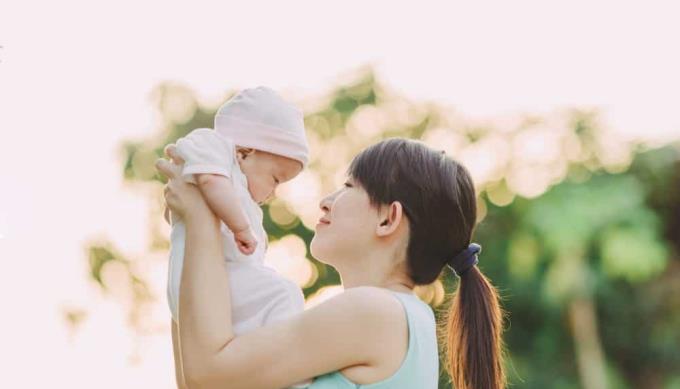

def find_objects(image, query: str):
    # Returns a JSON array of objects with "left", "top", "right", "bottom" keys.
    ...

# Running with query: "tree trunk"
[{"left": 568, "top": 296, "right": 608, "bottom": 389}]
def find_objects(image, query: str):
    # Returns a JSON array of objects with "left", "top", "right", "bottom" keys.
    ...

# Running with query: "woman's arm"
[
  {"left": 178, "top": 205, "right": 232, "bottom": 380},
  {"left": 156, "top": 157, "right": 404, "bottom": 389},
  {"left": 171, "top": 319, "right": 188, "bottom": 389},
  {"left": 178, "top": 208, "right": 401, "bottom": 389},
  {"left": 195, "top": 288, "right": 401, "bottom": 388}
]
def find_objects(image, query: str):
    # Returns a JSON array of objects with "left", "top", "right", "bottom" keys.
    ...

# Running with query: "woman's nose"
[{"left": 319, "top": 192, "right": 335, "bottom": 213}]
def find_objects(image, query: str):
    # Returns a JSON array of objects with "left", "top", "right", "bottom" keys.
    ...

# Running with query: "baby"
[{"left": 164, "top": 86, "right": 308, "bottom": 339}]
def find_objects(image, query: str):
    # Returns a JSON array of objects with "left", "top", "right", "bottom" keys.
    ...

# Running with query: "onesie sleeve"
[
  {"left": 174, "top": 128, "right": 235, "bottom": 183},
  {"left": 263, "top": 280, "right": 306, "bottom": 325}
]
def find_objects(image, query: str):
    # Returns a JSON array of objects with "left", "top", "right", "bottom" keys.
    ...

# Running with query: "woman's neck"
[{"left": 337, "top": 254, "right": 415, "bottom": 294}]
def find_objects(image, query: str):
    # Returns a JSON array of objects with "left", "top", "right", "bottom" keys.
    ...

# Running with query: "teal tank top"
[{"left": 306, "top": 291, "right": 439, "bottom": 389}]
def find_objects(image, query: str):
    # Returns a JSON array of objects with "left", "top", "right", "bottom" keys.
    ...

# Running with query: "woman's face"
[{"left": 310, "top": 177, "right": 380, "bottom": 267}]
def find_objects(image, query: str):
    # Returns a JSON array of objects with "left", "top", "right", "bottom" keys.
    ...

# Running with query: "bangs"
[{"left": 347, "top": 138, "right": 405, "bottom": 208}]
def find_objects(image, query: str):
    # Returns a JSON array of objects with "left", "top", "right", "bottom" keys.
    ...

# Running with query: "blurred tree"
[{"left": 78, "top": 69, "right": 680, "bottom": 388}]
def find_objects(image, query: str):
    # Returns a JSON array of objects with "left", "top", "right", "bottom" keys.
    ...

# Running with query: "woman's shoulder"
[{"left": 326, "top": 287, "right": 408, "bottom": 328}]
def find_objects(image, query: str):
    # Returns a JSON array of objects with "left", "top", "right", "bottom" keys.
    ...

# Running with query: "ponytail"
[
  {"left": 444, "top": 266, "right": 505, "bottom": 389},
  {"left": 345, "top": 138, "right": 504, "bottom": 387}
]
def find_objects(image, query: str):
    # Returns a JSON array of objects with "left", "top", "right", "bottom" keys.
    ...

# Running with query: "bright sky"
[{"left": 1, "top": 0, "right": 679, "bottom": 387}]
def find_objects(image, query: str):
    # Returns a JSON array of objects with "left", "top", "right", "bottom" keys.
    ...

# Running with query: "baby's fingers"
[{"left": 237, "top": 239, "right": 256, "bottom": 255}]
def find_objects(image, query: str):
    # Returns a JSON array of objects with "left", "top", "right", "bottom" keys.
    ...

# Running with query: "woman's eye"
[
  {"left": 343, "top": 182, "right": 352, "bottom": 188},
  {"left": 274, "top": 176, "right": 280, "bottom": 184}
]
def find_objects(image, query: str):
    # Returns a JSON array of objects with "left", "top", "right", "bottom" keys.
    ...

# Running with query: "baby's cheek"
[{"left": 249, "top": 180, "right": 267, "bottom": 201}]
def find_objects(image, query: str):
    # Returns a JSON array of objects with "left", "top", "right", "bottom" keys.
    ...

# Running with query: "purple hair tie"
[{"left": 447, "top": 243, "right": 481, "bottom": 277}]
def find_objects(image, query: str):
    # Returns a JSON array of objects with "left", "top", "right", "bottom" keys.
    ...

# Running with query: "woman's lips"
[{"left": 316, "top": 218, "right": 331, "bottom": 227}]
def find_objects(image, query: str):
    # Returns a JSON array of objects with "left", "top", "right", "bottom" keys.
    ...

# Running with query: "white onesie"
[{"left": 167, "top": 128, "right": 305, "bottom": 335}]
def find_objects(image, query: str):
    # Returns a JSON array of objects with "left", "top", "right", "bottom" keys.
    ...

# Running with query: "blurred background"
[{"left": 1, "top": 1, "right": 679, "bottom": 388}]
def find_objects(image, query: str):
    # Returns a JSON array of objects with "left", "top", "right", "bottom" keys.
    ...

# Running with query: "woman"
[{"left": 156, "top": 138, "right": 505, "bottom": 389}]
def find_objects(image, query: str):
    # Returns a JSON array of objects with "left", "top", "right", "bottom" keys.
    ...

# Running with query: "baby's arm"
[
  {"left": 195, "top": 173, "right": 257, "bottom": 254},
  {"left": 167, "top": 129, "right": 256, "bottom": 254}
]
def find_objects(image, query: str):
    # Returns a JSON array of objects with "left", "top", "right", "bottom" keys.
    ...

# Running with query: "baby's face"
[{"left": 237, "top": 149, "right": 303, "bottom": 205}]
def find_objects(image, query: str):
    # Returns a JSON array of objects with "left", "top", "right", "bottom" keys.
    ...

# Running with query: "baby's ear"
[{"left": 236, "top": 146, "right": 255, "bottom": 159}]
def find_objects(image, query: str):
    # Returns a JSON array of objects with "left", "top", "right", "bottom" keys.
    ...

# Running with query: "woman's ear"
[{"left": 376, "top": 201, "right": 405, "bottom": 237}]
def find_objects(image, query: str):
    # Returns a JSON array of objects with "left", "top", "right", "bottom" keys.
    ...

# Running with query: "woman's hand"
[{"left": 155, "top": 150, "right": 215, "bottom": 223}]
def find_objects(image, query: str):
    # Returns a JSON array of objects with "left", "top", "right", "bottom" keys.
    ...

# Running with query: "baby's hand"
[{"left": 234, "top": 227, "right": 257, "bottom": 255}]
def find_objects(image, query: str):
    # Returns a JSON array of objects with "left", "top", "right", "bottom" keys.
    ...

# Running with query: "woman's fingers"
[
  {"left": 155, "top": 158, "right": 180, "bottom": 179},
  {"left": 164, "top": 144, "right": 185, "bottom": 165}
]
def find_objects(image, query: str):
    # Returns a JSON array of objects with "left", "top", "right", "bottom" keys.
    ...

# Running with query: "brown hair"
[{"left": 348, "top": 138, "right": 505, "bottom": 389}]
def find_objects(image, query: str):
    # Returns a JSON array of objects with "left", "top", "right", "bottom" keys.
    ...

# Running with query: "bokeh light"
[{"left": 264, "top": 235, "right": 316, "bottom": 288}]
